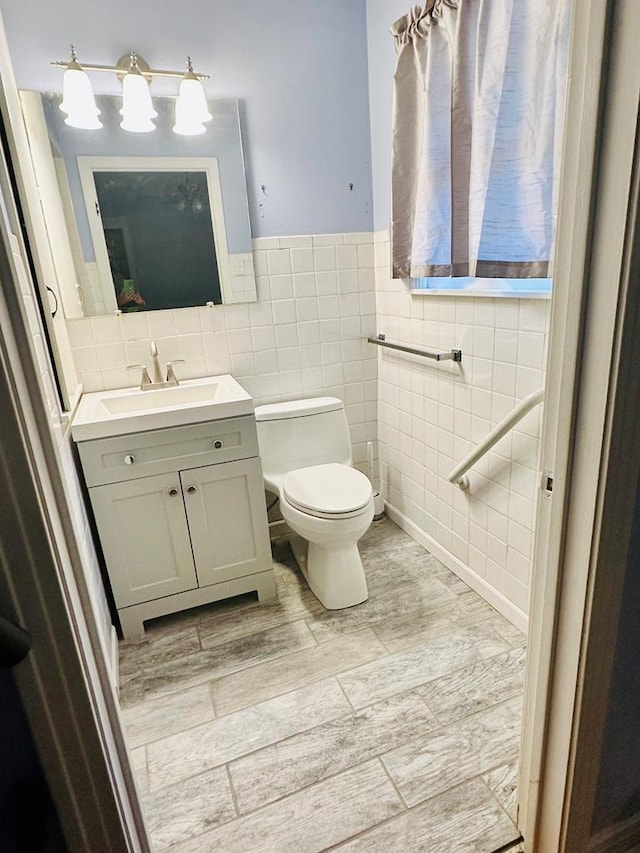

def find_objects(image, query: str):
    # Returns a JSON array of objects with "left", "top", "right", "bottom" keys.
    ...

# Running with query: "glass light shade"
[
  {"left": 172, "top": 97, "right": 206, "bottom": 136},
  {"left": 120, "top": 71, "right": 157, "bottom": 133},
  {"left": 59, "top": 67, "right": 102, "bottom": 129},
  {"left": 176, "top": 76, "right": 212, "bottom": 124}
]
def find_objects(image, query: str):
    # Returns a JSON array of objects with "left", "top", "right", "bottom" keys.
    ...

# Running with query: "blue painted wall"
[
  {"left": 1, "top": 0, "right": 373, "bottom": 237},
  {"left": 365, "top": 0, "right": 408, "bottom": 233}
]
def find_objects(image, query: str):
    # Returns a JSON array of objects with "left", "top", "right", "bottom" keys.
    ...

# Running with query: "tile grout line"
[
  {"left": 333, "top": 674, "right": 357, "bottom": 712},
  {"left": 225, "top": 763, "right": 241, "bottom": 819},
  {"left": 378, "top": 754, "right": 411, "bottom": 810}
]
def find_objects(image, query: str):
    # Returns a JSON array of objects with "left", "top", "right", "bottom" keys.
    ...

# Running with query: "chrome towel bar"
[{"left": 367, "top": 334, "right": 462, "bottom": 362}]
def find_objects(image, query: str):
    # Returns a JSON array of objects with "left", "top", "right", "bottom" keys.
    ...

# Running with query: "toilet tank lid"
[{"left": 255, "top": 397, "right": 344, "bottom": 421}]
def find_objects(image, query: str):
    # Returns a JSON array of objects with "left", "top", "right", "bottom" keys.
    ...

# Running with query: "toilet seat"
[{"left": 283, "top": 463, "right": 373, "bottom": 520}]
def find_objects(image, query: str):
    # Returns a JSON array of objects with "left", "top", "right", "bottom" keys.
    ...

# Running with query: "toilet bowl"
[{"left": 255, "top": 398, "right": 374, "bottom": 609}]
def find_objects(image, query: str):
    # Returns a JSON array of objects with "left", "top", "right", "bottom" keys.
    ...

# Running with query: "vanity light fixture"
[
  {"left": 119, "top": 52, "right": 157, "bottom": 133},
  {"left": 52, "top": 47, "right": 211, "bottom": 135},
  {"left": 172, "top": 56, "right": 212, "bottom": 136},
  {"left": 58, "top": 46, "right": 102, "bottom": 129}
]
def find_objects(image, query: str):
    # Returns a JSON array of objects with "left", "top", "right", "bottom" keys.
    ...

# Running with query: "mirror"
[
  {"left": 79, "top": 156, "right": 228, "bottom": 312},
  {"left": 25, "top": 93, "right": 257, "bottom": 316}
]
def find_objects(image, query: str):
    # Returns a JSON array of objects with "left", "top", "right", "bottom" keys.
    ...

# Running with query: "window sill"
[{"left": 409, "top": 288, "right": 551, "bottom": 300}]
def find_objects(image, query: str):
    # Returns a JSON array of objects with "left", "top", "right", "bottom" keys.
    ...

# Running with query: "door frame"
[
  {"left": 519, "top": 1, "right": 640, "bottom": 850},
  {"left": 0, "top": 11, "right": 149, "bottom": 852},
  {"left": 0, "top": 152, "right": 150, "bottom": 850}
]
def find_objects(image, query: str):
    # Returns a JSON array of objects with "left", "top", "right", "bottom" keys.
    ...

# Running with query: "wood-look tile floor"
[{"left": 119, "top": 518, "right": 526, "bottom": 852}]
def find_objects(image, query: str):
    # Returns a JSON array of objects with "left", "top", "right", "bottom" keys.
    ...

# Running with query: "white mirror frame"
[{"left": 77, "top": 155, "right": 231, "bottom": 313}]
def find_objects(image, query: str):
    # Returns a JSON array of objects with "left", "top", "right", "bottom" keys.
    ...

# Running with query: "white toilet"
[{"left": 255, "top": 397, "right": 374, "bottom": 609}]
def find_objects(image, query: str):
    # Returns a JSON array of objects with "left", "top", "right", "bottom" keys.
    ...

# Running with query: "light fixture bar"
[{"left": 51, "top": 59, "right": 209, "bottom": 80}]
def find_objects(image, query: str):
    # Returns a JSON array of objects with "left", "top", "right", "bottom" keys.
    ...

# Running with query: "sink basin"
[{"left": 71, "top": 374, "right": 254, "bottom": 441}]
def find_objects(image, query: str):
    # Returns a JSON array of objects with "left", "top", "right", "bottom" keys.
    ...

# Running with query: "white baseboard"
[{"left": 384, "top": 502, "right": 529, "bottom": 635}]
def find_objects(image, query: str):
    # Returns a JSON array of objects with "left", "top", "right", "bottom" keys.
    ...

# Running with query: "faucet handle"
[
  {"left": 127, "top": 364, "right": 152, "bottom": 389},
  {"left": 165, "top": 359, "right": 185, "bottom": 386}
]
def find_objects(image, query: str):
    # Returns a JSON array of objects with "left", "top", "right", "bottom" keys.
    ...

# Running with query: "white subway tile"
[
  {"left": 517, "top": 331, "right": 546, "bottom": 368},
  {"left": 358, "top": 269, "right": 375, "bottom": 293},
  {"left": 175, "top": 308, "right": 202, "bottom": 335},
  {"left": 344, "top": 231, "right": 374, "bottom": 245},
  {"left": 278, "top": 348, "right": 301, "bottom": 372},
  {"left": 314, "top": 246, "right": 337, "bottom": 271},
  {"left": 228, "top": 329, "right": 253, "bottom": 354},
  {"left": 275, "top": 324, "right": 299, "bottom": 348},
  {"left": 97, "top": 342, "right": 127, "bottom": 371},
  {"left": 270, "top": 275, "right": 295, "bottom": 300},
  {"left": 252, "top": 237, "right": 281, "bottom": 250},
  {"left": 316, "top": 271, "right": 339, "bottom": 295},
  {"left": 334, "top": 244, "right": 356, "bottom": 271},
  {"left": 224, "top": 304, "right": 251, "bottom": 330},
  {"left": 252, "top": 327, "right": 276, "bottom": 350},
  {"left": 92, "top": 315, "right": 121, "bottom": 343},
  {"left": 267, "top": 249, "right": 292, "bottom": 276},
  {"left": 301, "top": 345, "right": 322, "bottom": 369},
  {"left": 338, "top": 269, "right": 359, "bottom": 294},
  {"left": 253, "top": 251, "right": 269, "bottom": 276},
  {"left": 519, "top": 300, "right": 548, "bottom": 332},
  {"left": 273, "top": 300, "right": 297, "bottom": 325},
  {"left": 67, "top": 318, "right": 95, "bottom": 346},
  {"left": 298, "top": 321, "right": 321, "bottom": 345},
  {"left": 357, "top": 243, "right": 375, "bottom": 269},
  {"left": 495, "top": 299, "right": 520, "bottom": 330},
  {"left": 313, "top": 233, "right": 343, "bottom": 246},
  {"left": 494, "top": 329, "right": 518, "bottom": 364},
  {"left": 318, "top": 296, "right": 340, "bottom": 320},
  {"left": 73, "top": 346, "right": 100, "bottom": 373},
  {"left": 321, "top": 342, "right": 343, "bottom": 365},
  {"left": 291, "top": 248, "right": 315, "bottom": 274},
  {"left": 296, "top": 297, "right": 319, "bottom": 323},
  {"left": 279, "top": 235, "right": 313, "bottom": 249},
  {"left": 248, "top": 301, "right": 274, "bottom": 327}
]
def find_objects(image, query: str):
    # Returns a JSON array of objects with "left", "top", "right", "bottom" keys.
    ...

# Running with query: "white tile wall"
[
  {"left": 65, "top": 227, "right": 549, "bottom": 628},
  {"left": 374, "top": 232, "right": 550, "bottom": 623},
  {"left": 66, "top": 232, "right": 379, "bottom": 471}
]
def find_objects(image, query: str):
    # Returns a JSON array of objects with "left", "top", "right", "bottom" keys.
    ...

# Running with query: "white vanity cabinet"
[{"left": 76, "top": 415, "right": 275, "bottom": 639}]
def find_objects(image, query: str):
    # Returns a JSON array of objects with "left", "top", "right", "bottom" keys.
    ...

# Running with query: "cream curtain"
[{"left": 390, "top": 0, "right": 571, "bottom": 280}]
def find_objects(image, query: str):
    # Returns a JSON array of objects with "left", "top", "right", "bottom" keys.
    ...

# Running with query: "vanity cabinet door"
[
  {"left": 89, "top": 473, "right": 198, "bottom": 607},
  {"left": 181, "top": 458, "right": 271, "bottom": 588}
]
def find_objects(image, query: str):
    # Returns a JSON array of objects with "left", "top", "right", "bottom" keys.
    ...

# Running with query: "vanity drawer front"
[{"left": 78, "top": 416, "right": 259, "bottom": 486}]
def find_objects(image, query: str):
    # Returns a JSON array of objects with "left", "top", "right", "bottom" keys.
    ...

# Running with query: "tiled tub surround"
[
  {"left": 374, "top": 233, "right": 549, "bottom": 629},
  {"left": 120, "top": 519, "right": 525, "bottom": 852},
  {"left": 66, "top": 232, "right": 377, "bottom": 469}
]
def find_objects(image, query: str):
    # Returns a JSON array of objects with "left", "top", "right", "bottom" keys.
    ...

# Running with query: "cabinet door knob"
[
  {"left": 187, "top": 485, "right": 198, "bottom": 494},
  {"left": 212, "top": 439, "right": 224, "bottom": 449},
  {"left": 124, "top": 454, "right": 136, "bottom": 465},
  {"left": 168, "top": 488, "right": 179, "bottom": 497}
]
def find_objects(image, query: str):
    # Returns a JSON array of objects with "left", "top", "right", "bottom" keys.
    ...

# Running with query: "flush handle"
[
  {"left": 168, "top": 488, "right": 179, "bottom": 497},
  {"left": 124, "top": 454, "right": 136, "bottom": 465},
  {"left": 212, "top": 439, "right": 224, "bottom": 449},
  {"left": 187, "top": 485, "right": 198, "bottom": 494}
]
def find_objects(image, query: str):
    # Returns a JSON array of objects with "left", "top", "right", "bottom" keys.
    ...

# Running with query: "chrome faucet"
[{"left": 127, "top": 340, "right": 185, "bottom": 390}]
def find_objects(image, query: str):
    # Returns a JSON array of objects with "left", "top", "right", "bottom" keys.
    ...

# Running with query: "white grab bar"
[{"left": 448, "top": 388, "right": 545, "bottom": 490}]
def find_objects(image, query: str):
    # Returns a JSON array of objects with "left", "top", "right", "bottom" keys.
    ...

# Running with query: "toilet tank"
[{"left": 255, "top": 397, "right": 352, "bottom": 485}]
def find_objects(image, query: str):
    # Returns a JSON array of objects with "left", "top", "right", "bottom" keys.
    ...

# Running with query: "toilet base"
[{"left": 290, "top": 534, "right": 368, "bottom": 609}]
